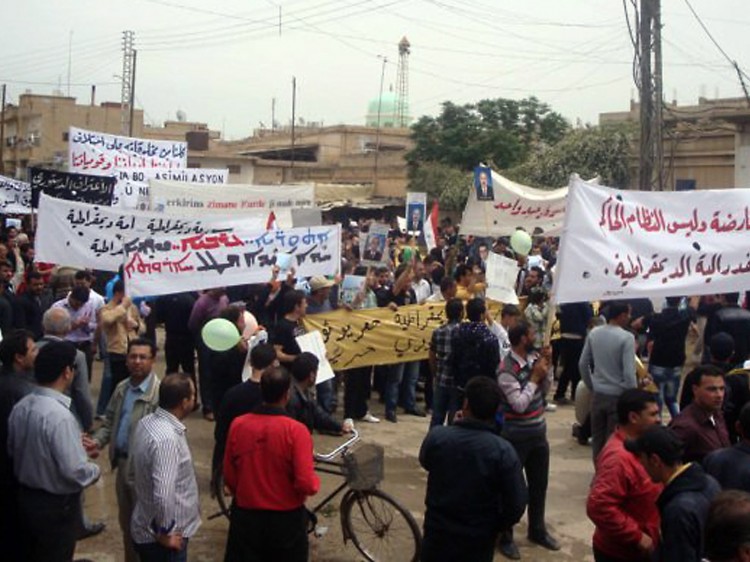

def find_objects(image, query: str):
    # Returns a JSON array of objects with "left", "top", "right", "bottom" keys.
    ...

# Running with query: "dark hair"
[
  {"left": 159, "top": 373, "right": 193, "bottom": 409},
  {"left": 454, "top": 264, "right": 471, "bottom": 281},
  {"left": 724, "top": 292, "right": 741, "bottom": 305},
  {"left": 465, "top": 298, "right": 486, "bottom": 322},
  {"left": 0, "top": 260, "right": 12, "bottom": 270},
  {"left": 617, "top": 389, "right": 658, "bottom": 426},
  {"left": 26, "top": 270, "right": 43, "bottom": 282},
  {"left": 70, "top": 285, "right": 90, "bottom": 304},
  {"left": 508, "top": 321, "right": 531, "bottom": 346},
  {"left": 34, "top": 340, "right": 77, "bottom": 385},
  {"left": 445, "top": 298, "right": 464, "bottom": 323},
  {"left": 709, "top": 332, "right": 735, "bottom": 362},
  {"left": 690, "top": 364, "right": 726, "bottom": 388},
  {"left": 704, "top": 490, "right": 750, "bottom": 561},
  {"left": 529, "top": 265, "right": 545, "bottom": 280},
  {"left": 112, "top": 280, "right": 125, "bottom": 294},
  {"left": 464, "top": 376, "right": 501, "bottom": 421},
  {"left": 665, "top": 296, "right": 681, "bottom": 307},
  {"left": 219, "top": 304, "right": 244, "bottom": 326},
  {"left": 501, "top": 304, "right": 521, "bottom": 318},
  {"left": 740, "top": 402, "right": 750, "bottom": 439},
  {"left": 281, "top": 290, "right": 306, "bottom": 316},
  {"left": 291, "top": 352, "right": 319, "bottom": 382},
  {"left": 261, "top": 367, "right": 291, "bottom": 403},
  {"left": 250, "top": 343, "right": 277, "bottom": 371},
  {"left": 74, "top": 270, "right": 92, "bottom": 282},
  {"left": 606, "top": 301, "right": 630, "bottom": 321},
  {"left": 625, "top": 425, "right": 684, "bottom": 465},
  {"left": 438, "top": 275, "right": 455, "bottom": 294},
  {"left": 375, "top": 266, "right": 389, "bottom": 276},
  {"left": 127, "top": 337, "right": 157, "bottom": 357},
  {"left": 0, "top": 329, "right": 34, "bottom": 369}
]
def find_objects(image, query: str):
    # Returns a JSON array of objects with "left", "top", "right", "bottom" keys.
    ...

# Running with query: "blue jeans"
[
  {"left": 430, "top": 384, "right": 458, "bottom": 428},
  {"left": 134, "top": 538, "right": 188, "bottom": 562},
  {"left": 316, "top": 379, "right": 334, "bottom": 414},
  {"left": 649, "top": 364, "right": 681, "bottom": 420},
  {"left": 386, "top": 361, "right": 419, "bottom": 414}
]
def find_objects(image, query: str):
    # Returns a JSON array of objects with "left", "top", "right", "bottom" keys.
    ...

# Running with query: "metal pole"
[
  {"left": 638, "top": 0, "right": 654, "bottom": 191},
  {"left": 291, "top": 77, "right": 296, "bottom": 171},
  {"left": 67, "top": 31, "right": 73, "bottom": 97},
  {"left": 129, "top": 49, "right": 137, "bottom": 137},
  {"left": 653, "top": 0, "right": 664, "bottom": 190},
  {"left": 374, "top": 56, "right": 387, "bottom": 191}
]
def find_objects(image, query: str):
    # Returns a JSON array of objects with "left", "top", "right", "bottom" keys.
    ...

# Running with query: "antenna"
[
  {"left": 395, "top": 36, "right": 411, "bottom": 128},
  {"left": 121, "top": 30, "right": 135, "bottom": 136}
]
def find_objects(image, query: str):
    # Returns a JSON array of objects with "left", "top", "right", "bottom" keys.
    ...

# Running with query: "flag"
[
  {"left": 424, "top": 200, "right": 439, "bottom": 251},
  {"left": 266, "top": 211, "right": 277, "bottom": 230}
]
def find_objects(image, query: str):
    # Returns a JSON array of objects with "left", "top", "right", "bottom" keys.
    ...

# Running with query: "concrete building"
[{"left": 600, "top": 96, "right": 750, "bottom": 190}]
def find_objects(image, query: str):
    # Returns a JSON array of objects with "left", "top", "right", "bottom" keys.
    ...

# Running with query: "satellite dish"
[{"left": 176, "top": 110, "right": 187, "bottom": 122}]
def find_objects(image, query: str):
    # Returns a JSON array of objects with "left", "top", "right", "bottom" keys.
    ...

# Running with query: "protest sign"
[
  {"left": 340, "top": 275, "right": 367, "bottom": 306},
  {"left": 554, "top": 177, "right": 750, "bottom": 303},
  {"left": 296, "top": 331, "right": 335, "bottom": 384},
  {"left": 68, "top": 126, "right": 187, "bottom": 174},
  {"left": 148, "top": 179, "right": 315, "bottom": 214},
  {"left": 0, "top": 175, "right": 31, "bottom": 214},
  {"left": 486, "top": 253, "right": 520, "bottom": 304},
  {"left": 405, "top": 192, "right": 427, "bottom": 233},
  {"left": 29, "top": 167, "right": 116, "bottom": 207},
  {"left": 35, "top": 193, "right": 260, "bottom": 272},
  {"left": 303, "top": 300, "right": 504, "bottom": 370},
  {"left": 461, "top": 170, "right": 568, "bottom": 236},
  {"left": 113, "top": 167, "right": 228, "bottom": 210},
  {"left": 123, "top": 224, "right": 341, "bottom": 297},
  {"left": 360, "top": 223, "right": 390, "bottom": 267}
]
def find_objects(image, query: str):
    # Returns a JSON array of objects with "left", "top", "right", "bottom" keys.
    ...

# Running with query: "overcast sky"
[{"left": 2, "top": 0, "right": 749, "bottom": 139}]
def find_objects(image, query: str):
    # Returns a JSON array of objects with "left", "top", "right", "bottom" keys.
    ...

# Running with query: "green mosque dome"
[{"left": 365, "top": 90, "right": 409, "bottom": 128}]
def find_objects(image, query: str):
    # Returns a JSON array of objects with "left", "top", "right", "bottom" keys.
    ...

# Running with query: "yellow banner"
[{"left": 302, "top": 300, "right": 505, "bottom": 370}]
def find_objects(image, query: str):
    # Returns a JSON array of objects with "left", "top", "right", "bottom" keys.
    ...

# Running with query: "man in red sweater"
[
  {"left": 223, "top": 367, "right": 320, "bottom": 562},
  {"left": 586, "top": 389, "right": 662, "bottom": 562}
]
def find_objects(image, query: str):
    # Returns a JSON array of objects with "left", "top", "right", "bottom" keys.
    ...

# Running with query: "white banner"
[
  {"left": 554, "top": 177, "right": 750, "bottom": 303},
  {"left": 460, "top": 170, "right": 568, "bottom": 236},
  {"left": 148, "top": 179, "right": 315, "bottom": 214},
  {"left": 68, "top": 127, "right": 187, "bottom": 175},
  {"left": 35, "top": 193, "right": 264, "bottom": 271},
  {"left": 0, "top": 175, "right": 32, "bottom": 214},
  {"left": 113, "top": 167, "right": 229, "bottom": 210},
  {"left": 124, "top": 224, "right": 341, "bottom": 297}
]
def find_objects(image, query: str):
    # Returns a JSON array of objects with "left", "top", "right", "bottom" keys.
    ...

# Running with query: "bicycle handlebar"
[{"left": 314, "top": 429, "right": 360, "bottom": 462}]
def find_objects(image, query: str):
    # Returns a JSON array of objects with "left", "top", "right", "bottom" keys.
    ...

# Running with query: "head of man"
[
  {"left": 282, "top": 290, "right": 307, "bottom": 320},
  {"left": 691, "top": 364, "right": 726, "bottom": 414},
  {"left": 376, "top": 266, "right": 391, "bottom": 288},
  {"left": 508, "top": 321, "right": 535, "bottom": 354},
  {"left": 0, "top": 329, "right": 37, "bottom": 373},
  {"left": 42, "top": 307, "right": 72, "bottom": 338},
  {"left": 606, "top": 301, "right": 631, "bottom": 328},
  {"left": 110, "top": 279, "right": 125, "bottom": 302},
  {"left": 445, "top": 298, "right": 464, "bottom": 324},
  {"left": 705, "top": 490, "right": 750, "bottom": 562},
  {"left": 261, "top": 366, "right": 292, "bottom": 407},
  {"left": 250, "top": 343, "right": 278, "bottom": 375},
  {"left": 126, "top": 337, "right": 157, "bottom": 384},
  {"left": 218, "top": 305, "right": 245, "bottom": 338},
  {"left": 465, "top": 298, "right": 486, "bottom": 323},
  {"left": 454, "top": 264, "right": 473, "bottom": 288},
  {"left": 478, "top": 172, "right": 488, "bottom": 191},
  {"left": 625, "top": 425, "right": 685, "bottom": 484},
  {"left": 158, "top": 373, "right": 196, "bottom": 420},
  {"left": 439, "top": 277, "right": 457, "bottom": 300},
  {"left": 501, "top": 304, "right": 521, "bottom": 330},
  {"left": 207, "top": 287, "right": 226, "bottom": 300},
  {"left": 617, "top": 389, "right": 660, "bottom": 437},
  {"left": 68, "top": 285, "right": 90, "bottom": 311},
  {"left": 411, "top": 208, "right": 421, "bottom": 228},
  {"left": 308, "top": 277, "right": 334, "bottom": 304},
  {"left": 524, "top": 266, "right": 544, "bottom": 291},
  {"left": 478, "top": 243, "right": 489, "bottom": 263},
  {"left": 34, "top": 340, "right": 77, "bottom": 391},
  {"left": 665, "top": 296, "right": 682, "bottom": 308},
  {"left": 368, "top": 235, "right": 381, "bottom": 253},
  {"left": 0, "top": 260, "right": 13, "bottom": 284},
  {"left": 413, "top": 260, "right": 426, "bottom": 281},
  {"left": 26, "top": 270, "right": 45, "bottom": 296},
  {"left": 291, "top": 352, "right": 319, "bottom": 389},
  {"left": 73, "top": 270, "right": 93, "bottom": 289},
  {"left": 462, "top": 376, "right": 501, "bottom": 423},
  {"left": 709, "top": 332, "right": 735, "bottom": 366}
]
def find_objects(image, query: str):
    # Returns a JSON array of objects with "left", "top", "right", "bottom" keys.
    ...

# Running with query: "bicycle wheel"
[{"left": 341, "top": 488, "right": 421, "bottom": 562}]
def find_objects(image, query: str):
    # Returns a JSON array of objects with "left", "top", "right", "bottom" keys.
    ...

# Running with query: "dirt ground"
[{"left": 76, "top": 344, "right": 598, "bottom": 562}]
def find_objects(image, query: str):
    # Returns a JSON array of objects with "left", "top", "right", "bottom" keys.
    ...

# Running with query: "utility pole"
[
  {"left": 67, "top": 31, "right": 73, "bottom": 97},
  {"left": 121, "top": 30, "right": 135, "bottom": 136},
  {"left": 637, "top": 0, "right": 663, "bottom": 191},
  {"left": 374, "top": 56, "right": 387, "bottom": 190},
  {"left": 0, "top": 84, "right": 5, "bottom": 175},
  {"left": 652, "top": 0, "right": 664, "bottom": 190},
  {"left": 129, "top": 49, "right": 137, "bottom": 137},
  {"left": 272, "top": 97, "right": 276, "bottom": 132},
  {"left": 291, "top": 77, "right": 296, "bottom": 172}
]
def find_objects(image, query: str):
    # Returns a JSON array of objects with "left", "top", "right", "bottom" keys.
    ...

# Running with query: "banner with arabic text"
[
  {"left": 460, "top": 170, "right": 569, "bottom": 236},
  {"left": 302, "top": 300, "right": 504, "bottom": 370},
  {"left": 35, "top": 193, "right": 261, "bottom": 271},
  {"left": 68, "top": 127, "right": 187, "bottom": 175},
  {"left": 113, "top": 167, "right": 228, "bottom": 210},
  {"left": 554, "top": 177, "right": 750, "bottom": 303},
  {"left": 124, "top": 225, "right": 341, "bottom": 297},
  {"left": 0, "top": 175, "right": 31, "bottom": 214},
  {"left": 29, "top": 167, "right": 116, "bottom": 208}
]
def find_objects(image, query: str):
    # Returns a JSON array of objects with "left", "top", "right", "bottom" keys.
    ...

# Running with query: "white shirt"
[
  {"left": 490, "top": 321, "right": 511, "bottom": 361},
  {"left": 411, "top": 279, "right": 432, "bottom": 304}
]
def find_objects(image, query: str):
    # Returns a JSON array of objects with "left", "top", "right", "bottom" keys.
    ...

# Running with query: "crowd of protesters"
[{"left": 2, "top": 215, "right": 750, "bottom": 562}]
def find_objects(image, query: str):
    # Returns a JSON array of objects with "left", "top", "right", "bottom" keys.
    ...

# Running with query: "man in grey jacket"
[{"left": 579, "top": 301, "right": 637, "bottom": 462}]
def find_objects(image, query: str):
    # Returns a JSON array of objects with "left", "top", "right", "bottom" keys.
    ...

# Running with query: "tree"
[
  {"left": 406, "top": 96, "right": 569, "bottom": 172},
  {"left": 505, "top": 124, "right": 633, "bottom": 189},
  {"left": 407, "top": 162, "right": 470, "bottom": 212}
]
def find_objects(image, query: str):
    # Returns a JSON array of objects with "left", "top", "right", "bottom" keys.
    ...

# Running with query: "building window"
[
  {"left": 187, "top": 161, "right": 201, "bottom": 168},
  {"left": 227, "top": 164, "right": 241, "bottom": 174},
  {"left": 675, "top": 179, "right": 696, "bottom": 191},
  {"left": 62, "top": 132, "right": 69, "bottom": 142}
]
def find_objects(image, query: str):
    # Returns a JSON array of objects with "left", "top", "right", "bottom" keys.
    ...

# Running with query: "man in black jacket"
[
  {"left": 626, "top": 425, "right": 720, "bottom": 562},
  {"left": 704, "top": 402, "right": 750, "bottom": 491},
  {"left": 419, "top": 376, "right": 528, "bottom": 562}
]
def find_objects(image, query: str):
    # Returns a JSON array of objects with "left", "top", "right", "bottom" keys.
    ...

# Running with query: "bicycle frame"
[{"left": 310, "top": 429, "right": 360, "bottom": 515}]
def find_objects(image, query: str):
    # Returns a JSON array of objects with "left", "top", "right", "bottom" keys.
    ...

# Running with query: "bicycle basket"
[{"left": 342, "top": 443, "right": 384, "bottom": 490}]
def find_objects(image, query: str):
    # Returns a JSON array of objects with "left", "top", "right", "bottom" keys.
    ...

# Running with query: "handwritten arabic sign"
[
  {"left": 113, "top": 167, "right": 229, "bottom": 210},
  {"left": 554, "top": 177, "right": 750, "bottom": 303},
  {"left": 302, "top": 300, "right": 504, "bottom": 370},
  {"left": 124, "top": 224, "right": 341, "bottom": 297},
  {"left": 68, "top": 127, "right": 187, "bottom": 175},
  {"left": 460, "top": 170, "right": 568, "bottom": 236},
  {"left": 0, "top": 175, "right": 31, "bottom": 214},
  {"left": 35, "top": 193, "right": 260, "bottom": 272},
  {"left": 29, "top": 167, "right": 116, "bottom": 208},
  {"left": 148, "top": 179, "right": 315, "bottom": 214}
]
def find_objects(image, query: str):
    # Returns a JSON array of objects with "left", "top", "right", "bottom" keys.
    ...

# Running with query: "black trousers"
[
  {"left": 344, "top": 366, "right": 372, "bottom": 419},
  {"left": 1, "top": 480, "right": 28, "bottom": 562},
  {"left": 165, "top": 333, "right": 196, "bottom": 376},
  {"left": 594, "top": 547, "right": 632, "bottom": 562},
  {"left": 17, "top": 486, "right": 81, "bottom": 562},
  {"left": 225, "top": 505, "right": 308, "bottom": 562},
  {"left": 556, "top": 338, "right": 584, "bottom": 400},
  {"left": 110, "top": 353, "right": 129, "bottom": 389},
  {"left": 505, "top": 434, "right": 549, "bottom": 539},
  {"left": 421, "top": 532, "right": 494, "bottom": 562}
]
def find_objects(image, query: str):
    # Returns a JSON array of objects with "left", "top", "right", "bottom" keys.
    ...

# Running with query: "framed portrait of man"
[{"left": 474, "top": 166, "right": 494, "bottom": 201}]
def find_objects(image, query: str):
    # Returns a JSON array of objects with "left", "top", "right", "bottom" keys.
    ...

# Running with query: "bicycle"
[{"left": 211, "top": 429, "right": 422, "bottom": 562}]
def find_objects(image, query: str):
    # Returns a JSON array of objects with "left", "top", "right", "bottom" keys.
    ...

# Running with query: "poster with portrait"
[
  {"left": 360, "top": 223, "right": 390, "bottom": 267},
  {"left": 405, "top": 192, "right": 427, "bottom": 233},
  {"left": 474, "top": 166, "right": 494, "bottom": 201}
]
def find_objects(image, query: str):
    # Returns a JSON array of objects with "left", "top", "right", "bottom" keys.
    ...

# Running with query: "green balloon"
[
  {"left": 202, "top": 318, "right": 240, "bottom": 352},
  {"left": 510, "top": 230, "right": 532, "bottom": 256},
  {"left": 403, "top": 247, "right": 413, "bottom": 262}
]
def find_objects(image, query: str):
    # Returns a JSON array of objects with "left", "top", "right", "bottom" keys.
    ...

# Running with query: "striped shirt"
[
  {"left": 430, "top": 321, "right": 460, "bottom": 388},
  {"left": 130, "top": 408, "right": 201, "bottom": 544},
  {"left": 498, "top": 350, "right": 550, "bottom": 441}
]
